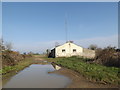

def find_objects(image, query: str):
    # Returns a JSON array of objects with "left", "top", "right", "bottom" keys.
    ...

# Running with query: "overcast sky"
[{"left": 2, "top": 2, "right": 118, "bottom": 53}]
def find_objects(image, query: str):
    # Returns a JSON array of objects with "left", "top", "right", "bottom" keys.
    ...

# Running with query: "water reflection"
[
  {"left": 3, "top": 63, "right": 71, "bottom": 88},
  {"left": 51, "top": 62, "right": 61, "bottom": 70}
]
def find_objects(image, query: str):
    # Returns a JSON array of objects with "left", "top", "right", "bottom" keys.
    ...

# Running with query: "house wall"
[
  {"left": 81, "top": 48, "right": 95, "bottom": 58},
  {"left": 55, "top": 42, "right": 83, "bottom": 57},
  {"left": 48, "top": 48, "right": 55, "bottom": 58},
  {"left": 54, "top": 42, "right": 95, "bottom": 58}
]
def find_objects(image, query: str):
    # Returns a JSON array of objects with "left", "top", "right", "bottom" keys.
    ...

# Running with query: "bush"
[
  {"left": 2, "top": 50, "right": 23, "bottom": 67},
  {"left": 95, "top": 46, "right": 120, "bottom": 67},
  {"left": 2, "top": 50, "right": 33, "bottom": 68},
  {"left": 88, "top": 44, "right": 98, "bottom": 50}
]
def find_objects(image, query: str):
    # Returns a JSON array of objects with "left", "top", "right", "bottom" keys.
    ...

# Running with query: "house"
[{"left": 49, "top": 41, "right": 95, "bottom": 58}]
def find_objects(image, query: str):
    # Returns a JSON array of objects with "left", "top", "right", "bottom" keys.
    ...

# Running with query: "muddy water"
[{"left": 3, "top": 63, "right": 71, "bottom": 88}]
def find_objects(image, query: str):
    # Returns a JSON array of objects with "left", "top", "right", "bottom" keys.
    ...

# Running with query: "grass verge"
[
  {"left": 0, "top": 57, "right": 33, "bottom": 75},
  {"left": 44, "top": 56, "right": 120, "bottom": 85}
]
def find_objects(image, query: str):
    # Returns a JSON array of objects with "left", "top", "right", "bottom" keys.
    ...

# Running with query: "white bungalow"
[{"left": 49, "top": 41, "right": 95, "bottom": 58}]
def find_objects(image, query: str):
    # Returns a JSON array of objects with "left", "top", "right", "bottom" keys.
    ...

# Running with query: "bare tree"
[
  {"left": 55, "top": 42, "right": 60, "bottom": 47},
  {"left": 0, "top": 38, "right": 2, "bottom": 51},
  {"left": 0, "top": 38, "right": 5, "bottom": 51},
  {"left": 5, "top": 42, "right": 13, "bottom": 50},
  {"left": 0, "top": 38, "right": 3, "bottom": 45}
]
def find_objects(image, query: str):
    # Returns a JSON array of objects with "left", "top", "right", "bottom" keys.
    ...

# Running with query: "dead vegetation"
[
  {"left": 0, "top": 39, "right": 32, "bottom": 68},
  {"left": 2, "top": 50, "right": 32, "bottom": 68},
  {"left": 95, "top": 46, "right": 120, "bottom": 68}
]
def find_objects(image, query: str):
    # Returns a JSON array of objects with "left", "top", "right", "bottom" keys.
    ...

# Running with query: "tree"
[
  {"left": 0, "top": 38, "right": 5, "bottom": 51},
  {"left": 88, "top": 44, "right": 98, "bottom": 50},
  {"left": 55, "top": 42, "right": 60, "bottom": 47},
  {"left": 5, "top": 42, "right": 13, "bottom": 50},
  {"left": 23, "top": 52, "right": 26, "bottom": 55},
  {"left": 46, "top": 49, "right": 50, "bottom": 56}
]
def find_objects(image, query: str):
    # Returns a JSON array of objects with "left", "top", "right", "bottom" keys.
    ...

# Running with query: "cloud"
[
  {"left": 12, "top": 34, "right": 118, "bottom": 53},
  {"left": 75, "top": 34, "right": 118, "bottom": 48},
  {"left": 13, "top": 40, "right": 65, "bottom": 53}
]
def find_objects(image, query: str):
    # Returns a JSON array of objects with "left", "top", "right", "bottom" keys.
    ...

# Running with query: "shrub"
[
  {"left": 88, "top": 44, "right": 98, "bottom": 50},
  {"left": 95, "top": 46, "right": 120, "bottom": 67},
  {"left": 2, "top": 50, "right": 33, "bottom": 68}
]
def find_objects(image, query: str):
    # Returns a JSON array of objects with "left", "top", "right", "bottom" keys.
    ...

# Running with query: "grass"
[
  {"left": 1, "top": 57, "right": 33, "bottom": 75},
  {"left": 44, "top": 56, "right": 120, "bottom": 85}
]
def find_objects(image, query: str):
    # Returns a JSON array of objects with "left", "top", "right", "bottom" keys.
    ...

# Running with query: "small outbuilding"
[{"left": 49, "top": 41, "right": 95, "bottom": 58}]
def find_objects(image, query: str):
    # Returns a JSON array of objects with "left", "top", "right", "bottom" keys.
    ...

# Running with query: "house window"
[
  {"left": 62, "top": 49, "right": 65, "bottom": 52},
  {"left": 73, "top": 49, "right": 76, "bottom": 52}
]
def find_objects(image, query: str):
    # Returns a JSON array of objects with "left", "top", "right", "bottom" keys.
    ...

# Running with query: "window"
[
  {"left": 62, "top": 49, "right": 65, "bottom": 52},
  {"left": 73, "top": 49, "right": 76, "bottom": 52}
]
